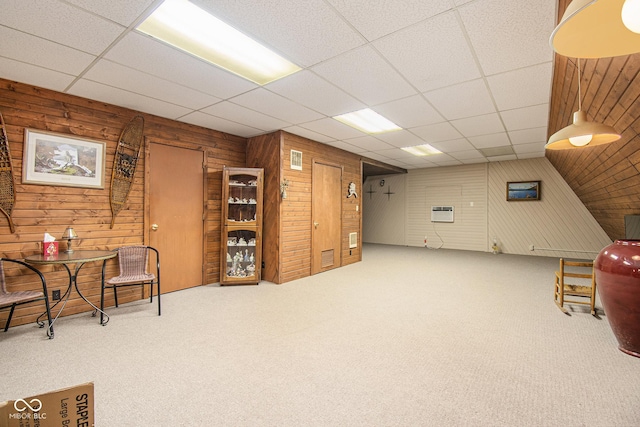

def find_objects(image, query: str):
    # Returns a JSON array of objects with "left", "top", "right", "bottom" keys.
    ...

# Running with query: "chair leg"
[
  {"left": 4, "top": 304, "right": 16, "bottom": 332},
  {"left": 113, "top": 286, "right": 119, "bottom": 308},
  {"left": 157, "top": 281, "right": 161, "bottom": 316}
]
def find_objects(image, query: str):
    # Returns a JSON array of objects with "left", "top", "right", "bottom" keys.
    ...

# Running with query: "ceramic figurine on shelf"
[
  {"left": 249, "top": 253, "right": 255, "bottom": 266},
  {"left": 244, "top": 249, "right": 249, "bottom": 262},
  {"left": 228, "top": 197, "right": 234, "bottom": 203},
  {"left": 249, "top": 198, "right": 256, "bottom": 204},
  {"left": 227, "top": 252, "right": 232, "bottom": 263},
  {"left": 238, "top": 237, "right": 247, "bottom": 246}
]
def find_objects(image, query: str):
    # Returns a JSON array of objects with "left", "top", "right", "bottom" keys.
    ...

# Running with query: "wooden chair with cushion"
[
  {"left": 0, "top": 258, "right": 53, "bottom": 338},
  {"left": 554, "top": 258, "right": 597, "bottom": 316},
  {"left": 100, "top": 246, "right": 160, "bottom": 325}
]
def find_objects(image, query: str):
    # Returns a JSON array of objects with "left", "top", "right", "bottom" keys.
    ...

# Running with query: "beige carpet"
[{"left": 1, "top": 244, "right": 639, "bottom": 426}]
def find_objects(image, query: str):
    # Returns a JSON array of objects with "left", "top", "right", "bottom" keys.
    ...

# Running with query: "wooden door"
[
  {"left": 149, "top": 143, "right": 204, "bottom": 293},
  {"left": 311, "top": 161, "right": 342, "bottom": 274}
]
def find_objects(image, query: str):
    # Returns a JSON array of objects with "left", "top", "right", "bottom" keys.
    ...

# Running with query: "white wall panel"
[
  {"left": 487, "top": 157, "right": 611, "bottom": 259},
  {"left": 362, "top": 174, "right": 406, "bottom": 245},
  {"left": 362, "top": 157, "right": 611, "bottom": 259}
]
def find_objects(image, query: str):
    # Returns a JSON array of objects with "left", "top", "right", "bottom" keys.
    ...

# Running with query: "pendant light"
[
  {"left": 545, "top": 58, "right": 621, "bottom": 150},
  {"left": 550, "top": 0, "right": 640, "bottom": 58}
]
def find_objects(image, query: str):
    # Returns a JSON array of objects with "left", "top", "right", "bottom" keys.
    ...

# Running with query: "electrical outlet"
[
  {"left": 529, "top": 244, "right": 535, "bottom": 251},
  {"left": 52, "top": 289, "right": 61, "bottom": 300}
]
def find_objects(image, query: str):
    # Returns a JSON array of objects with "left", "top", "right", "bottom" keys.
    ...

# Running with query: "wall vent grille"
[
  {"left": 349, "top": 232, "right": 358, "bottom": 248},
  {"left": 291, "top": 150, "right": 302, "bottom": 170}
]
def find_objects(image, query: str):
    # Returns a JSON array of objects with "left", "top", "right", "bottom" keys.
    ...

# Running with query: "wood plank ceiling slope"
[{"left": 547, "top": 0, "right": 640, "bottom": 240}]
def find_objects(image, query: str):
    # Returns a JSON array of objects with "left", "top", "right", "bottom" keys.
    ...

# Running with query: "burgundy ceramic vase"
[{"left": 594, "top": 240, "right": 640, "bottom": 358}]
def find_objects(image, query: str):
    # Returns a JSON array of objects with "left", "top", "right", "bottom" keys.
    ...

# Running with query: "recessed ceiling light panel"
[
  {"left": 401, "top": 144, "right": 442, "bottom": 156},
  {"left": 333, "top": 109, "right": 402, "bottom": 134},
  {"left": 137, "top": 0, "right": 300, "bottom": 85}
]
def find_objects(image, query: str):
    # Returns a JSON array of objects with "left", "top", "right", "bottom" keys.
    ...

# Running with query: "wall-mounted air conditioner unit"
[{"left": 431, "top": 206, "right": 454, "bottom": 223}]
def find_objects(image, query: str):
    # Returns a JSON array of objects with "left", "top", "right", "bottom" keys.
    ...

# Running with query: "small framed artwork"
[
  {"left": 506, "top": 181, "right": 540, "bottom": 201},
  {"left": 22, "top": 129, "right": 106, "bottom": 189}
]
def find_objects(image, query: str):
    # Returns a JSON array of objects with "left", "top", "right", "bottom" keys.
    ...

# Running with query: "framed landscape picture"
[
  {"left": 506, "top": 181, "right": 540, "bottom": 201},
  {"left": 22, "top": 129, "right": 106, "bottom": 189}
]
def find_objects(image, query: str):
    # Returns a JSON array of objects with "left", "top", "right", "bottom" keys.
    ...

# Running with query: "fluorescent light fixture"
[
  {"left": 333, "top": 109, "right": 402, "bottom": 134},
  {"left": 137, "top": 0, "right": 300, "bottom": 85},
  {"left": 401, "top": 144, "right": 442, "bottom": 156}
]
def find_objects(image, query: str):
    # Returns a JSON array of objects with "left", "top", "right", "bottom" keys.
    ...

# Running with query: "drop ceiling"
[{"left": 0, "top": 0, "right": 556, "bottom": 169}]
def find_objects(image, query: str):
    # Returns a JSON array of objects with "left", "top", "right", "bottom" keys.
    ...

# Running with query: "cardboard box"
[
  {"left": 0, "top": 382, "right": 94, "bottom": 427},
  {"left": 42, "top": 241, "right": 58, "bottom": 257}
]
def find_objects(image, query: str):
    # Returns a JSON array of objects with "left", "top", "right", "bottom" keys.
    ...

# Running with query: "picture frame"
[
  {"left": 22, "top": 129, "right": 106, "bottom": 189},
  {"left": 506, "top": 181, "right": 540, "bottom": 201}
]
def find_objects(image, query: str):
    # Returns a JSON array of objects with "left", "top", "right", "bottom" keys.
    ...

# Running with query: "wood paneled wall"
[
  {"left": 547, "top": 0, "right": 640, "bottom": 239},
  {"left": 248, "top": 130, "right": 362, "bottom": 284},
  {"left": 0, "top": 79, "right": 246, "bottom": 327},
  {"left": 246, "top": 132, "right": 282, "bottom": 283},
  {"left": 281, "top": 132, "right": 362, "bottom": 283}
]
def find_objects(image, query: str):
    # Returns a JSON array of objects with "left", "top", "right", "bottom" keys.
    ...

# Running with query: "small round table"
[{"left": 25, "top": 250, "right": 117, "bottom": 335}]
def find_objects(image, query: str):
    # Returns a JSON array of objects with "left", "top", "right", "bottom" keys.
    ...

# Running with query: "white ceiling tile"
[
  {"left": 459, "top": 157, "right": 489, "bottom": 164},
  {"left": 282, "top": 126, "right": 336, "bottom": 143},
  {"left": 450, "top": 113, "right": 505, "bottom": 137},
  {"left": 325, "top": 141, "right": 368, "bottom": 153},
  {"left": 487, "top": 63, "right": 553, "bottom": 111},
  {"left": 0, "top": 57, "right": 75, "bottom": 92},
  {"left": 0, "top": 0, "right": 125, "bottom": 55},
  {"left": 298, "top": 118, "right": 366, "bottom": 140},
  {"left": 513, "top": 142, "right": 546, "bottom": 154},
  {"left": 430, "top": 138, "right": 476, "bottom": 153},
  {"left": 374, "top": 12, "right": 481, "bottom": 92},
  {"left": 359, "top": 152, "right": 393, "bottom": 162},
  {"left": 201, "top": 102, "right": 291, "bottom": 132},
  {"left": 458, "top": 0, "right": 555, "bottom": 75},
  {"left": 64, "top": 0, "right": 155, "bottom": 26},
  {"left": 373, "top": 95, "right": 444, "bottom": 129},
  {"left": 468, "top": 132, "right": 511, "bottom": 149},
  {"left": 410, "top": 122, "right": 463, "bottom": 143},
  {"left": 450, "top": 149, "right": 486, "bottom": 160},
  {"left": 266, "top": 71, "right": 364, "bottom": 116},
  {"left": 312, "top": 46, "right": 416, "bottom": 105},
  {"left": 105, "top": 32, "right": 257, "bottom": 99},
  {"left": 509, "top": 127, "right": 548, "bottom": 145},
  {"left": 343, "top": 136, "right": 395, "bottom": 151},
  {"left": 230, "top": 89, "right": 323, "bottom": 124},
  {"left": 375, "top": 130, "right": 426, "bottom": 148},
  {"left": 500, "top": 104, "right": 549, "bottom": 131},
  {"left": 327, "top": 0, "right": 452, "bottom": 41},
  {"left": 84, "top": 60, "right": 221, "bottom": 110},
  {"left": 376, "top": 148, "right": 417, "bottom": 161},
  {"left": 384, "top": 159, "right": 416, "bottom": 168},
  {"left": 180, "top": 111, "right": 263, "bottom": 138},
  {"left": 67, "top": 79, "right": 192, "bottom": 120},
  {"left": 195, "top": 0, "right": 365, "bottom": 67},
  {"left": 0, "top": 26, "right": 95, "bottom": 75},
  {"left": 419, "top": 153, "right": 460, "bottom": 165},
  {"left": 424, "top": 79, "right": 496, "bottom": 120}
]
